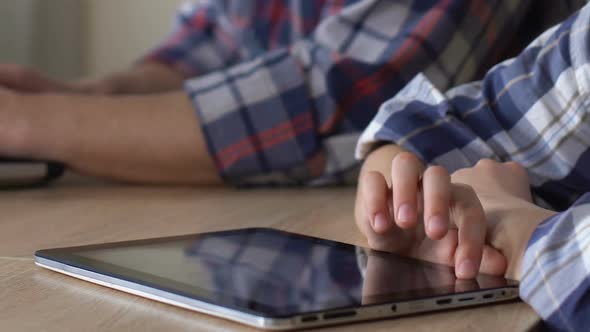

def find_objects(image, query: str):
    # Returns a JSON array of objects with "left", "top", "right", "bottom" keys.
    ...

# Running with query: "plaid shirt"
[
  {"left": 185, "top": 229, "right": 363, "bottom": 314},
  {"left": 144, "top": 0, "right": 582, "bottom": 186},
  {"left": 356, "top": 3, "right": 590, "bottom": 330},
  {"left": 184, "top": 228, "right": 510, "bottom": 315}
]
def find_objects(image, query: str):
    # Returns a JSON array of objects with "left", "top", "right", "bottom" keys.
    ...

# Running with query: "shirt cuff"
[
  {"left": 520, "top": 193, "right": 590, "bottom": 329},
  {"left": 184, "top": 49, "right": 323, "bottom": 186}
]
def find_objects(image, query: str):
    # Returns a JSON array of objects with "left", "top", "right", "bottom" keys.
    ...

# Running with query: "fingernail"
[
  {"left": 457, "top": 260, "right": 476, "bottom": 279},
  {"left": 397, "top": 204, "right": 414, "bottom": 225},
  {"left": 428, "top": 216, "right": 446, "bottom": 236},
  {"left": 373, "top": 213, "right": 389, "bottom": 233}
]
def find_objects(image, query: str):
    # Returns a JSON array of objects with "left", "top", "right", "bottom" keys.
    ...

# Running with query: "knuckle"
[
  {"left": 425, "top": 207, "right": 448, "bottom": 220},
  {"left": 361, "top": 171, "right": 384, "bottom": 188},
  {"left": 451, "top": 167, "right": 470, "bottom": 179},
  {"left": 475, "top": 158, "right": 496, "bottom": 168},
  {"left": 451, "top": 167, "right": 475, "bottom": 182},
  {"left": 458, "top": 244, "right": 483, "bottom": 257},
  {"left": 393, "top": 152, "right": 420, "bottom": 166},
  {"left": 365, "top": 200, "right": 383, "bottom": 214},
  {"left": 424, "top": 165, "right": 449, "bottom": 179},
  {"left": 426, "top": 193, "right": 450, "bottom": 207}
]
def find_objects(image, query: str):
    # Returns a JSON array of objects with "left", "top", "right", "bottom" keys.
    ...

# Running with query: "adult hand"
[
  {"left": 0, "top": 64, "right": 75, "bottom": 93},
  {"left": 0, "top": 62, "right": 187, "bottom": 95},
  {"left": 355, "top": 150, "right": 506, "bottom": 279},
  {"left": 0, "top": 87, "right": 222, "bottom": 184}
]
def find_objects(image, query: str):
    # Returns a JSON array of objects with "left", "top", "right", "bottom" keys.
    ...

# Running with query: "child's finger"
[
  {"left": 361, "top": 171, "right": 391, "bottom": 234},
  {"left": 422, "top": 166, "right": 451, "bottom": 240},
  {"left": 450, "top": 184, "right": 487, "bottom": 279},
  {"left": 479, "top": 245, "right": 507, "bottom": 276},
  {"left": 391, "top": 152, "right": 422, "bottom": 229}
]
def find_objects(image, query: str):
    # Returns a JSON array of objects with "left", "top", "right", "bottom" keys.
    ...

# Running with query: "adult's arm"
[{"left": 0, "top": 90, "right": 220, "bottom": 184}]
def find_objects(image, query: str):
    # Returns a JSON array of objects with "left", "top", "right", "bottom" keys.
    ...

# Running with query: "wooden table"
[{"left": 0, "top": 174, "right": 540, "bottom": 331}]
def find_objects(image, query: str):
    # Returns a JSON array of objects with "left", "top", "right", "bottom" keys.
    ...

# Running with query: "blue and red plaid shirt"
[{"left": 144, "top": 0, "right": 583, "bottom": 186}]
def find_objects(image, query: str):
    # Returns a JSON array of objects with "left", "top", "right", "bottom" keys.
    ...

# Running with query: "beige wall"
[
  {"left": 0, "top": 0, "right": 36, "bottom": 66},
  {"left": 36, "top": 0, "right": 85, "bottom": 79},
  {"left": 0, "top": 0, "right": 189, "bottom": 79},
  {"left": 84, "top": 0, "right": 186, "bottom": 77},
  {"left": 0, "top": 0, "right": 83, "bottom": 79}
]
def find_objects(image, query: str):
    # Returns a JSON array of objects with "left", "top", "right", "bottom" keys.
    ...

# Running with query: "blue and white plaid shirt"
[{"left": 356, "top": 3, "right": 590, "bottom": 330}]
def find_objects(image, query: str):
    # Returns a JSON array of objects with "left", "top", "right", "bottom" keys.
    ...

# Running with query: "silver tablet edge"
[{"left": 34, "top": 256, "right": 520, "bottom": 330}]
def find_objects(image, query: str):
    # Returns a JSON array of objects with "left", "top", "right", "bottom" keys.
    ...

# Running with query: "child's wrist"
[{"left": 507, "top": 207, "right": 557, "bottom": 280}]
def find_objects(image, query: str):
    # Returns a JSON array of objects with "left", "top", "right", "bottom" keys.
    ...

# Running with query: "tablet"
[{"left": 35, "top": 228, "right": 519, "bottom": 330}]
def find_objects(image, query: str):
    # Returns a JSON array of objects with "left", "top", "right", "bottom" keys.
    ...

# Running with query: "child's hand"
[
  {"left": 450, "top": 159, "right": 556, "bottom": 280},
  {"left": 355, "top": 151, "right": 506, "bottom": 279}
]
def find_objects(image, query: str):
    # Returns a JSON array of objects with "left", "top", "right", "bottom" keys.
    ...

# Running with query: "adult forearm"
[
  {"left": 19, "top": 91, "right": 221, "bottom": 185},
  {"left": 72, "top": 62, "right": 187, "bottom": 95}
]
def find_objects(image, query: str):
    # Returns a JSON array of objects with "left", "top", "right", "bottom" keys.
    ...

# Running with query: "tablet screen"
[{"left": 38, "top": 228, "right": 515, "bottom": 317}]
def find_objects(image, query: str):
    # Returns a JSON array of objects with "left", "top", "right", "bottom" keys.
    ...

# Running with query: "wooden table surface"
[{"left": 0, "top": 174, "right": 540, "bottom": 331}]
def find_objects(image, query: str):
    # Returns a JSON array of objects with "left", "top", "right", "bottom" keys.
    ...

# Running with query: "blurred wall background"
[
  {"left": 0, "top": 0, "right": 185, "bottom": 79},
  {"left": 86, "top": 0, "right": 185, "bottom": 77}
]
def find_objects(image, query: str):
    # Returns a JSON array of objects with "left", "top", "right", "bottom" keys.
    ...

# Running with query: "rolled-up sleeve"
[
  {"left": 357, "top": 3, "right": 590, "bottom": 207},
  {"left": 520, "top": 193, "right": 590, "bottom": 331}
]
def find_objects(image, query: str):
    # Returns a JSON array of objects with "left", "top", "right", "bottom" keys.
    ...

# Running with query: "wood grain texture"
[
  {"left": 0, "top": 174, "right": 540, "bottom": 331},
  {"left": 0, "top": 175, "right": 360, "bottom": 258}
]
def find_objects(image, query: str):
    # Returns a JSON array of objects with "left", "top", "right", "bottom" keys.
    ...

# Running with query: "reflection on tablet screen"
[{"left": 73, "top": 229, "right": 510, "bottom": 316}]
